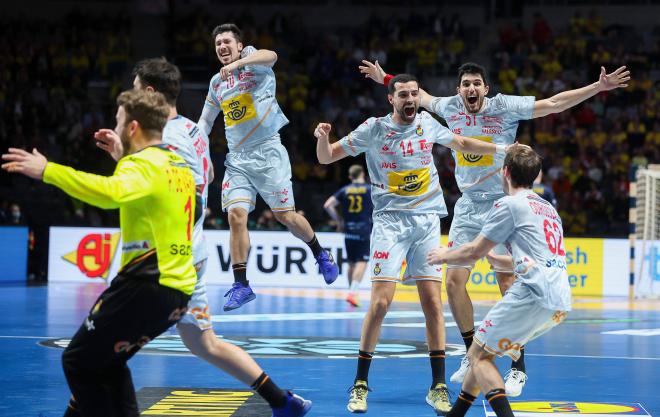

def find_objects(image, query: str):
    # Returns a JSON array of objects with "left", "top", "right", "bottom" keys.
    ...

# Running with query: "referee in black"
[{"left": 3, "top": 89, "right": 197, "bottom": 416}]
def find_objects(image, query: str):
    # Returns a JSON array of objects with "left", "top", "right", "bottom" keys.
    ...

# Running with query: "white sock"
[{"left": 349, "top": 280, "right": 360, "bottom": 293}]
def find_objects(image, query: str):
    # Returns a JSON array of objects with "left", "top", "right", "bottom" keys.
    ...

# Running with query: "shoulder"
[
  {"left": 209, "top": 73, "right": 222, "bottom": 90},
  {"left": 240, "top": 45, "right": 258, "bottom": 57}
]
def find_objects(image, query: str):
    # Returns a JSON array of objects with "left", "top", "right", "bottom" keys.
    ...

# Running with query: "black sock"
[
  {"left": 511, "top": 346, "right": 525, "bottom": 373},
  {"left": 486, "top": 388, "right": 514, "bottom": 417},
  {"left": 232, "top": 262, "right": 248, "bottom": 285},
  {"left": 251, "top": 372, "right": 287, "bottom": 408},
  {"left": 446, "top": 390, "right": 477, "bottom": 417},
  {"left": 306, "top": 235, "right": 324, "bottom": 258},
  {"left": 355, "top": 350, "right": 373, "bottom": 383},
  {"left": 461, "top": 328, "right": 475, "bottom": 351},
  {"left": 429, "top": 350, "right": 446, "bottom": 387}
]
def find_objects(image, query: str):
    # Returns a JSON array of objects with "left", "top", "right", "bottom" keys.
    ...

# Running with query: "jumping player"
[
  {"left": 324, "top": 164, "right": 373, "bottom": 307},
  {"left": 199, "top": 23, "right": 338, "bottom": 311},
  {"left": 315, "top": 74, "right": 512, "bottom": 415},
  {"left": 427, "top": 144, "right": 571, "bottom": 417},
  {"left": 361, "top": 60, "right": 629, "bottom": 395}
]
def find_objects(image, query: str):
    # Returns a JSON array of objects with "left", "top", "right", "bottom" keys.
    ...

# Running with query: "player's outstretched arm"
[
  {"left": 533, "top": 66, "right": 630, "bottom": 118},
  {"left": 358, "top": 60, "right": 436, "bottom": 109},
  {"left": 446, "top": 134, "right": 516, "bottom": 156},
  {"left": 2, "top": 147, "right": 47, "bottom": 180},
  {"left": 315, "top": 123, "right": 348, "bottom": 164},
  {"left": 220, "top": 49, "right": 278, "bottom": 80},
  {"left": 427, "top": 236, "right": 497, "bottom": 266}
]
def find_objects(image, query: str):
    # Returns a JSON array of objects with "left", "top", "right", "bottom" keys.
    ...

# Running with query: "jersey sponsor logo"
[
  {"left": 61, "top": 233, "right": 121, "bottom": 279},
  {"left": 373, "top": 250, "right": 389, "bottom": 260},
  {"left": 122, "top": 240, "right": 150, "bottom": 252},
  {"left": 495, "top": 402, "right": 648, "bottom": 415},
  {"left": 239, "top": 80, "right": 257, "bottom": 92},
  {"left": 222, "top": 181, "right": 230, "bottom": 190},
  {"left": 452, "top": 128, "right": 462, "bottom": 134},
  {"left": 381, "top": 161, "right": 397, "bottom": 169},
  {"left": 238, "top": 70, "right": 255, "bottom": 81},
  {"left": 387, "top": 168, "right": 430, "bottom": 196},
  {"left": 421, "top": 156, "right": 433, "bottom": 166},
  {"left": 380, "top": 144, "right": 396, "bottom": 155},
  {"left": 481, "top": 115, "right": 503, "bottom": 125},
  {"left": 222, "top": 93, "right": 257, "bottom": 126},
  {"left": 481, "top": 126, "right": 502, "bottom": 135},
  {"left": 457, "top": 136, "right": 493, "bottom": 167},
  {"left": 419, "top": 139, "right": 433, "bottom": 153}
]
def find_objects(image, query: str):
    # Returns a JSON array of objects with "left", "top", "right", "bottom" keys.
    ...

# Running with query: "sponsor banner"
[
  {"left": 0, "top": 226, "right": 28, "bottom": 282},
  {"left": 483, "top": 401, "right": 650, "bottom": 416},
  {"left": 633, "top": 240, "right": 660, "bottom": 296},
  {"left": 452, "top": 237, "right": 605, "bottom": 296}
]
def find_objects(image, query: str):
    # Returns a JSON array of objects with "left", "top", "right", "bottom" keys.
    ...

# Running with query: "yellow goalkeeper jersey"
[{"left": 43, "top": 144, "right": 197, "bottom": 295}]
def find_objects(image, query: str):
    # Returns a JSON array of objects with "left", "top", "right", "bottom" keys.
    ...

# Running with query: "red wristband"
[{"left": 383, "top": 74, "right": 393, "bottom": 87}]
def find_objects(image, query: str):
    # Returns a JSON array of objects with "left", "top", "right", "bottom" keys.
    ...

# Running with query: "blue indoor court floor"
[{"left": 0, "top": 282, "right": 658, "bottom": 417}]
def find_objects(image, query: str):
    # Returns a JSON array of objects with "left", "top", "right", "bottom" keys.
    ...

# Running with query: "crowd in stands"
[{"left": 1, "top": 7, "right": 658, "bottom": 269}]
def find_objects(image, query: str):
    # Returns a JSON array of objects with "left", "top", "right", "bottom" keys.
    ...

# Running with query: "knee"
[
  {"left": 445, "top": 273, "right": 466, "bottom": 294},
  {"left": 369, "top": 297, "right": 391, "bottom": 318},
  {"left": 272, "top": 210, "right": 294, "bottom": 227},
  {"left": 228, "top": 209, "right": 248, "bottom": 228},
  {"left": 421, "top": 297, "right": 443, "bottom": 316}
]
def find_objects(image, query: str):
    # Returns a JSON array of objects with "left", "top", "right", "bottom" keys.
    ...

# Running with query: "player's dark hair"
[
  {"left": 348, "top": 165, "right": 364, "bottom": 180},
  {"left": 116, "top": 89, "right": 169, "bottom": 136},
  {"left": 388, "top": 74, "right": 419, "bottom": 95},
  {"left": 457, "top": 62, "right": 488, "bottom": 86},
  {"left": 503, "top": 144, "right": 542, "bottom": 189},
  {"left": 212, "top": 23, "right": 243, "bottom": 43},
  {"left": 132, "top": 58, "right": 181, "bottom": 106}
]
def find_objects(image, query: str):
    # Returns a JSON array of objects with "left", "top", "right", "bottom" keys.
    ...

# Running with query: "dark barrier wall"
[{"left": 0, "top": 227, "right": 28, "bottom": 282}]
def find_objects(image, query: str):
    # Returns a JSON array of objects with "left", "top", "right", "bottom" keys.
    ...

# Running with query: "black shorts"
[{"left": 345, "top": 237, "right": 370, "bottom": 263}]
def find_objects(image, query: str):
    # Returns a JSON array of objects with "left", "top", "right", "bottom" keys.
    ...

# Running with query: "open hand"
[
  {"left": 598, "top": 66, "right": 630, "bottom": 91},
  {"left": 1, "top": 148, "right": 48, "bottom": 180},
  {"left": 358, "top": 60, "right": 386, "bottom": 84}
]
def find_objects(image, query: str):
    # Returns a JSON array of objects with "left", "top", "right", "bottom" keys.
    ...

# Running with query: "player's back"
[
  {"left": 116, "top": 145, "right": 197, "bottom": 295},
  {"left": 488, "top": 190, "right": 571, "bottom": 311},
  {"left": 335, "top": 183, "right": 373, "bottom": 237}
]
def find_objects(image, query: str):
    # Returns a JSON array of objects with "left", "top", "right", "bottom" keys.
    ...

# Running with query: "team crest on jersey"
[
  {"left": 416, "top": 125, "right": 423, "bottom": 136},
  {"left": 373, "top": 263, "right": 382, "bottom": 276}
]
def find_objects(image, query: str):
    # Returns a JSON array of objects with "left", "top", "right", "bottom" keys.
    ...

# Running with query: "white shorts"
[
  {"left": 369, "top": 212, "right": 443, "bottom": 285},
  {"left": 221, "top": 135, "right": 295, "bottom": 214},
  {"left": 178, "top": 259, "right": 212, "bottom": 331},
  {"left": 474, "top": 281, "right": 568, "bottom": 361},
  {"left": 448, "top": 195, "right": 511, "bottom": 271}
]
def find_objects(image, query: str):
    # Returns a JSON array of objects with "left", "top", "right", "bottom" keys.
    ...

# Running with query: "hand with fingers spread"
[
  {"left": 94, "top": 129, "right": 124, "bottom": 161},
  {"left": 314, "top": 123, "right": 332, "bottom": 141},
  {"left": 1, "top": 148, "right": 48, "bottom": 180},
  {"left": 358, "top": 60, "right": 386, "bottom": 84},
  {"left": 597, "top": 66, "right": 630, "bottom": 91},
  {"left": 427, "top": 246, "right": 449, "bottom": 266}
]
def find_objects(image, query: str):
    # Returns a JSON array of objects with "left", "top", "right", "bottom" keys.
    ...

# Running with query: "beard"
[
  {"left": 396, "top": 103, "right": 418, "bottom": 122},
  {"left": 119, "top": 129, "right": 131, "bottom": 157}
]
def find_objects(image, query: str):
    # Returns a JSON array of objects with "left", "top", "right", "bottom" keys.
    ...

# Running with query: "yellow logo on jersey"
[
  {"left": 457, "top": 136, "right": 493, "bottom": 167},
  {"left": 387, "top": 168, "right": 430, "bottom": 196},
  {"left": 508, "top": 402, "right": 644, "bottom": 414},
  {"left": 221, "top": 93, "right": 257, "bottom": 126}
]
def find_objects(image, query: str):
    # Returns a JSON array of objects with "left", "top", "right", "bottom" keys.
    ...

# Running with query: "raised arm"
[
  {"left": 533, "top": 66, "right": 630, "bottom": 118},
  {"left": 314, "top": 123, "right": 348, "bottom": 164},
  {"left": 427, "top": 235, "right": 497, "bottom": 266},
  {"left": 220, "top": 48, "right": 278, "bottom": 80},
  {"left": 358, "top": 60, "right": 436, "bottom": 109}
]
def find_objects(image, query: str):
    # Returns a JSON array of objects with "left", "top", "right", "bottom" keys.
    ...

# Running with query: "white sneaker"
[
  {"left": 504, "top": 368, "right": 527, "bottom": 397},
  {"left": 450, "top": 355, "right": 470, "bottom": 384}
]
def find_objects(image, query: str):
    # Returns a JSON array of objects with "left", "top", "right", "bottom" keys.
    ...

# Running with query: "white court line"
[
  {"left": 526, "top": 353, "right": 660, "bottom": 361},
  {"left": 210, "top": 310, "right": 454, "bottom": 322}
]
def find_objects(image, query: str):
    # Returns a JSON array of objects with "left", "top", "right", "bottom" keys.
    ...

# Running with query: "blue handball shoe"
[
  {"left": 271, "top": 391, "right": 312, "bottom": 417},
  {"left": 223, "top": 282, "right": 256, "bottom": 311},
  {"left": 315, "top": 250, "right": 339, "bottom": 284}
]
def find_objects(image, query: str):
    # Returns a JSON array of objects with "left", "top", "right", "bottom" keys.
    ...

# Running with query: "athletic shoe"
[
  {"left": 346, "top": 293, "right": 360, "bottom": 307},
  {"left": 347, "top": 380, "right": 370, "bottom": 413},
  {"left": 316, "top": 250, "right": 339, "bottom": 284},
  {"left": 450, "top": 355, "right": 470, "bottom": 384},
  {"left": 426, "top": 383, "right": 452, "bottom": 415},
  {"left": 504, "top": 368, "right": 527, "bottom": 397},
  {"left": 223, "top": 282, "right": 256, "bottom": 311},
  {"left": 271, "top": 391, "right": 312, "bottom": 417}
]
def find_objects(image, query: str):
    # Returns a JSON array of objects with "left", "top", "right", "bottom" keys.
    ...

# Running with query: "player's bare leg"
[
  {"left": 346, "top": 261, "right": 367, "bottom": 307},
  {"left": 446, "top": 267, "right": 475, "bottom": 383},
  {"left": 347, "top": 281, "right": 396, "bottom": 413},
  {"left": 418, "top": 280, "right": 451, "bottom": 414},
  {"left": 273, "top": 210, "right": 339, "bottom": 285},
  {"left": 223, "top": 207, "right": 256, "bottom": 311}
]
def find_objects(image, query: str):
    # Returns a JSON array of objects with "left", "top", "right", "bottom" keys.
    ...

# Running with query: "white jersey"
[
  {"left": 429, "top": 94, "right": 535, "bottom": 200},
  {"left": 338, "top": 111, "right": 453, "bottom": 215},
  {"left": 204, "top": 45, "right": 289, "bottom": 151},
  {"left": 480, "top": 190, "right": 572, "bottom": 311},
  {"left": 163, "top": 115, "right": 212, "bottom": 264}
]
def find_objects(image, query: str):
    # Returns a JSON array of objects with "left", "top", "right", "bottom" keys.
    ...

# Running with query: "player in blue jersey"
[
  {"left": 533, "top": 170, "right": 557, "bottom": 207},
  {"left": 198, "top": 23, "right": 338, "bottom": 311},
  {"left": 316, "top": 74, "right": 513, "bottom": 415},
  {"left": 93, "top": 58, "right": 311, "bottom": 417},
  {"left": 360, "top": 60, "right": 629, "bottom": 395},
  {"left": 324, "top": 165, "right": 373, "bottom": 307}
]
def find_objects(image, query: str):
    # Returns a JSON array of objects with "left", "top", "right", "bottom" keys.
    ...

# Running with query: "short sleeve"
[
  {"left": 497, "top": 94, "right": 535, "bottom": 120},
  {"left": 338, "top": 118, "right": 374, "bottom": 156},
  {"left": 240, "top": 45, "right": 257, "bottom": 58},
  {"left": 480, "top": 198, "right": 515, "bottom": 243},
  {"left": 429, "top": 96, "right": 453, "bottom": 118},
  {"left": 333, "top": 187, "right": 345, "bottom": 202},
  {"left": 424, "top": 113, "right": 453, "bottom": 146}
]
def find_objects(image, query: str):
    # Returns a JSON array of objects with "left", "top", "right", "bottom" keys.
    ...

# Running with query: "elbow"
[{"left": 270, "top": 51, "right": 278, "bottom": 63}]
